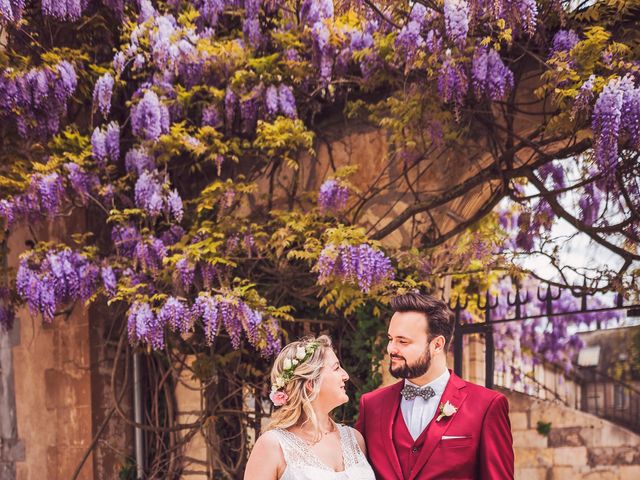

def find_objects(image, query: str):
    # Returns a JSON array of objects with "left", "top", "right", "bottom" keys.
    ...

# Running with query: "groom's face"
[{"left": 387, "top": 311, "right": 432, "bottom": 379}]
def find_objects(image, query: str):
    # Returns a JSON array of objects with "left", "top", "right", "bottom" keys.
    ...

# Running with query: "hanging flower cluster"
[
  {"left": 472, "top": 48, "right": 514, "bottom": 101},
  {"left": 592, "top": 75, "right": 640, "bottom": 175},
  {"left": 315, "top": 243, "right": 394, "bottom": 293},
  {"left": 16, "top": 248, "right": 102, "bottom": 321},
  {"left": 0, "top": 61, "right": 77, "bottom": 139},
  {"left": 0, "top": 173, "right": 65, "bottom": 227},
  {"left": 128, "top": 292, "right": 280, "bottom": 355},
  {"left": 318, "top": 179, "right": 349, "bottom": 213}
]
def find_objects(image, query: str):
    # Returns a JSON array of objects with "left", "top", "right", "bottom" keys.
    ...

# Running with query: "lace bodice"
[{"left": 273, "top": 425, "right": 375, "bottom": 480}]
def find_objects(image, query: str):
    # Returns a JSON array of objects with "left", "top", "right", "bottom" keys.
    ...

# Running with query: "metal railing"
[{"left": 579, "top": 368, "right": 640, "bottom": 435}]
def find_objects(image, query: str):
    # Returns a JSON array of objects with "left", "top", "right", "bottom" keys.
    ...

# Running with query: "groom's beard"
[{"left": 389, "top": 348, "right": 431, "bottom": 379}]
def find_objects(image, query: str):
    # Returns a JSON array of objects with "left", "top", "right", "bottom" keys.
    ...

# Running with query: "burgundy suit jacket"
[{"left": 354, "top": 371, "right": 514, "bottom": 480}]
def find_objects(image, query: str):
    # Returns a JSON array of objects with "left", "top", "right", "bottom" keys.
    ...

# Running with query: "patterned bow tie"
[{"left": 401, "top": 384, "right": 436, "bottom": 401}]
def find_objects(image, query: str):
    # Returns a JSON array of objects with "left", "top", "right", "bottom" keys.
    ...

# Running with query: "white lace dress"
[{"left": 273, "top": 425, "right": 375, "bottom": 480}]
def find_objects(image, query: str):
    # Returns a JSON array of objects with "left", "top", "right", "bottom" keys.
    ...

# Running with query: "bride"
[{"left": 244, "top": 335, "right": 375, "bottom": 479}]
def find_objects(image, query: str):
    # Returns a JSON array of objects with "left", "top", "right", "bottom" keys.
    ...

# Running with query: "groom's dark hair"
[{"left": 390, "top": 291, "right": 455, "bottom": 352}]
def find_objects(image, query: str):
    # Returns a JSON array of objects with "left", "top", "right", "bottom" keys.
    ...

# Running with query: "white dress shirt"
[{"left": 400, "top": 369, "right": 450, "bottom": 440}]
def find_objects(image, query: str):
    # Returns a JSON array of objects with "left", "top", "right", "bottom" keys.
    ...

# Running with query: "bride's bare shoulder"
[{"left": 244, "top": 430, "right": 285, "bottom": 479}]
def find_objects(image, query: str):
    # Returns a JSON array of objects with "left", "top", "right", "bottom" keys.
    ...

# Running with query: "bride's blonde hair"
[{"left": 266, "top": 335, "right": 334, "bottom": 440}]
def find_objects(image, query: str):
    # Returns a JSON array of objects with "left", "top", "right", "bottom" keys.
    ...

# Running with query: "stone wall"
[
  {"left": 8, "top": 219, "right": 95, "bottom": 480},
  {"left": 506, "top": 389, "right": 640, "bottom": 480}
]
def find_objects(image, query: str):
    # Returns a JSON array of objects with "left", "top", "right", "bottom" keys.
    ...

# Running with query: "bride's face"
[{"left": 313, "top": 349, "right": 350, "bottom": 410}]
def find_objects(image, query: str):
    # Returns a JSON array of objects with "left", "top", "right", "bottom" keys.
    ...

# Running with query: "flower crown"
[{"left": 269, "top": 341, "right": 320, "bottom": 407}]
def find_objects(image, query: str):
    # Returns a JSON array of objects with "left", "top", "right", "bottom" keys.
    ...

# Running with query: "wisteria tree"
[{"left": 1, "top": 0, "right": 639, "bottom": 476}]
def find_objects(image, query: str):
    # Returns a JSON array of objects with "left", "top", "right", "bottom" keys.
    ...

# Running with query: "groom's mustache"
[{"left": 390, "top": 355, "right": 406, "bottom": 362}]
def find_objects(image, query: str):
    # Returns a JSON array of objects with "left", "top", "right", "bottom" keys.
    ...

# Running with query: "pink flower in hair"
[{"left": 270, "top": 390, "right": 289, "bottom": 407}]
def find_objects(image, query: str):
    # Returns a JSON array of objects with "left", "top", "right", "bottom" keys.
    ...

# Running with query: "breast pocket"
[{"left": 438, "top": 436, "right": 473, "bottom": 449}]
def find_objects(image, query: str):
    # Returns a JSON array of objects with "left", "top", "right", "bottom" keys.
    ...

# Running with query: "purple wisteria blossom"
[
  {"left": 167, "top": 189, "right": 184, "bottom": 222},
  {"left": 134, "top": 171, "right": 164, "bottom": 216},
  {"left": 196, "top": 0, "right": 225, "bottom": 25},
  {"left": 261, "top": 317, "right": 282, "bottom": 357},
  {"left": 315, "top": 243, "right": 394, "bottom": 293},
  {"left": 125, "top": 146, "right": 155, "bottom": 174},
  {"left": 131, "top": 90, "right": 170, "bottom": 141},
  {"left": 396, "top": 13, "right": 426, "bottom": 60},
  {"left": 0, "top": 62, "right": 77, "bottom": 139},
  {"left": 57, "top": 61, "right": 77, "bottom": 98},
  {"left": 514, "top": 0, "right": 538, "bottom": 36},
  {"left": 17, "top": 248, "right": 99, "bottom": 321},
  {"left": 278, "top": 85, "right": 297, "bottom": 119},
  {"left": 592, "top": 76, "right": 632, "bottom": 173},
  {"left": 127, "top": 300, "right": 165, "bottom": 349},
  {"left": 472, "top": 48, "right": 514, "bottom": 100},
  {"left": 160, "top": 225, "right": 185, "bottom": 246},
  {"left": 41, "top": 0, "right": 83, "bottom": 21},
  {"left": 0, "top": 0, "right": 24, "bottom": 23},
  {"left": 240, "top": 85, "right": 262, "bottom": 134},
  {"left": 159, "top": 296, "right": 190, "bottom": 334},
  {"left": 91, "top": 127, "right": 107, "bottom": 164},
  {"left": 301, "top": 0, "right": 333, "bottom": 25},
  {"left": 133, "top": 236, "right": 167, "bottom": 275},
  {"left": 93, "top": 73, "right": 114, "bottom": 117},
  {"left": 175, "top": 258, "right": 195, "bottom": 290},
  {"left": 578, "top": 182, "right": 601, "bottom": 225},
  {"left": 538, "top": 161, "right": 566, "bottom": 190},
  {"left": 438, "top": 54, "right": 468, "bottom": 109},
  {"left": 0, "top": 173, "right": 65, "bottom": 226},
  {"left": 443, "top": 0, "right": 469, "bottom": 49},
  {"left": 202, "top": 104, "right": 222, "bottom": 128},
  {"left": 318, "top": 179, "right": 349, "bottom": 213},
  {"left": 113, "top": 51, "right": 126, "bottom": 75},
  {"left": 264, "top": 85, "right": 279, "bottom": 118},
  {"left": 571, "top": 74, "right": 596, "bottom": 118},
  {"left": 551, "top": 30, "right": 580, "bottom": 54},
  {"left": 105, "top": 122, "right": 120, "bottom": 161},
  {"left": 64, "top": 163, "right": 100, "bottom": 203},
  {"left": 101, "top": 266, "right": 117, "bottom": 296},
  {"left": 192, "top": 292, "right": 220, "bottom": 344},
  {"left": 312, "top": 21, "right": 333, "bottom": 83},
  {"left": 199, "top": 263, "right": 217, "bottom": 289},
  {"left": 112, "top": 225, "right": 140, "bottom": 257}
]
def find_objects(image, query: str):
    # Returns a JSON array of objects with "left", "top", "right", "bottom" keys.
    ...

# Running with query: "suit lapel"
[
  {"left": 379, "top": 381, "right": 404, "bottom": 480},
  {"left": 408, "top": 372, "right": 469, "bottom": 480}
]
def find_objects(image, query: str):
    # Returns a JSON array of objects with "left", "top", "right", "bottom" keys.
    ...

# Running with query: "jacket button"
[{"left": 412, "top": 447, "right": 418, "bottom": 453}]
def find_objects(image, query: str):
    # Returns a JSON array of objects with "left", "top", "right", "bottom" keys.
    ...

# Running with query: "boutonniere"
[{"left": 436, "top": 401, "right": 458, "bottom": 422}]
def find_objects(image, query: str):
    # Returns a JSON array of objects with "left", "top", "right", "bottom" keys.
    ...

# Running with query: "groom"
[{"left": 355, "top": 291, "right": 514, "bottom": 479}]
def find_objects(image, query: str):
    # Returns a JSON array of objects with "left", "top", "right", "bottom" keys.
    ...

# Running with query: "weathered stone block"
[
  {"left": 597, "top": 422, "right": 640, "bottom": 448},
  {"left": 510, "top": 412, "right": 529, "bottom": 431},
  {"left": 553, "top": 446, "right": 588, "bottom": 467},
  {"left": 549, "top": 466, "right": 578, "bottom": 479},
  {"left": 581, "top": 467, "right": 619, "bottom": 479},
  {"left": 588, "top": 447, "right": 640, "bottom": 467},
  {"left": 548, "top": 427, "right": 585, "bottom": 448},
  {"left": 514, "top": 447, "right": 554, "bottom": 468},
  {"left": 515, "top": 467, "right": 548, "bottom": 480},
  {"left": 530, "top": 405, "right": 604, "bottom": 430},
  {"left": 620, "top": 465, "right": 640, "bottom": 480},
  {"left": 513, "top": 430, "right": 548, "bottom": 449}
]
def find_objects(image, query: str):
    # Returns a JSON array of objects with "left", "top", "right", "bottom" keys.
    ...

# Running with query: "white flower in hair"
[
  {"left": 296, "top": 346, "right": 307, "bottom": 360},
  {"left": 283, "top": 358, "right": 292, "bottom": 370}
]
